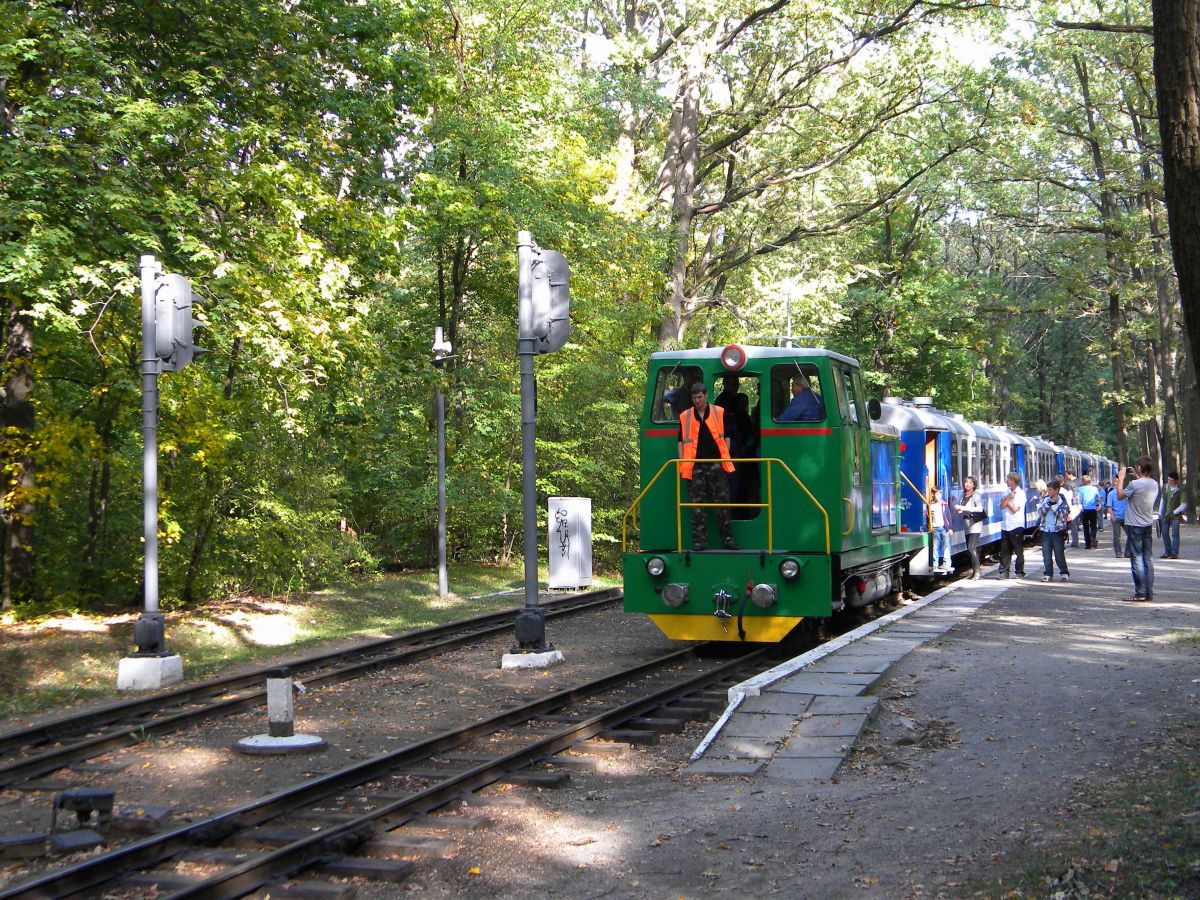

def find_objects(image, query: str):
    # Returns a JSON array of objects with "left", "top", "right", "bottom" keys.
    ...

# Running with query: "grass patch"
[
  {"left": 0, "top": 563, "right": 615, "bottom": 721},
  {"left": 1168, "top": 630, "right": 1200, "bottom": 648},
  {"left": 970, "top": 724, "right": 1200, "bottom": 898}
]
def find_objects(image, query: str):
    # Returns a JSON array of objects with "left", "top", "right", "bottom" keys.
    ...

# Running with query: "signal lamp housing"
[{"left": 720, "top": 344, "right": 747, "bottom": 371}]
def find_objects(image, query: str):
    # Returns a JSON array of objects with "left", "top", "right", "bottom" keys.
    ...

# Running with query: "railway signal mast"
[
  {"left": 505, "top": 231, "right": 569, "bottom": 668},
  {"left": 432, "top": 327, "right": 454, "bottom": 598},
  {"left": 117, "top": 255, "right": 204, "bottom": 691}
]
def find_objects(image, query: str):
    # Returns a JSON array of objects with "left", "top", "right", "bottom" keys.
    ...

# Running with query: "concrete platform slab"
[
  {"left": 808, "top": 696, "right": 880, "bottom": 716},
  {"left": 765, "top": 756, "right": 843, "bottom": 781},
  {"left": 774, "top": 736, "right": 854, "bottom": 758},
  {"left": 767, "top": 676, "right": 868, "bottom": 696},
  {"left": 793, "top": 713, "right": 870, "bottom": 738},
  {"left": 721, "top": 712, "right": 797, "bottom": 739},
  {"left": 706, "top": 737, "right": 779, "bottom": 759},
  {"left": 804, "top": 656, "right": 898, "bottom": 674},
  {"left": 686, "top": 759, "right": 765, "bottom": 776},
  {"left": 738, "top": 693, "right": 813, "bottom": 716}
]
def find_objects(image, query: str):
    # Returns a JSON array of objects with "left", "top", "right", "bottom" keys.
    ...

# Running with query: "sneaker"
[
  {"left": 1041, "top": 575, "right": 1051, "bottom": 582},
  {"left": 1123, "top": 595, "right": 1149, "bottom": 602},
  {"left": 1015, "top": 572, "right": 1025, "bottom": 579},
  {"left": 1060, "top": 574, "right": 1070, "bottom": 582},
  {"left": 723, "top": 538, "right": 738, "bottom": 550}
]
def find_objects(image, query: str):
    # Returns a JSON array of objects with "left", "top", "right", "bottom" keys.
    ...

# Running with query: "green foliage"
[{"left": 0, "top": 0, "right": 1184, "bottom": 618}]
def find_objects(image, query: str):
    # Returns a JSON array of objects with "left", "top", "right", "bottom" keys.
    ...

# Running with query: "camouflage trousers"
[{"left": 687, "top": 463, "right": 734, "bottom": 550}]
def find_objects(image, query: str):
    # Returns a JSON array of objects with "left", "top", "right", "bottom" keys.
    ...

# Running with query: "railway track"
[
  {"left": 1, "top": 642, "right": 779, "bottom": 899},
  {"left": 0, "top": 589, "right": 621, "bottom": 789}
]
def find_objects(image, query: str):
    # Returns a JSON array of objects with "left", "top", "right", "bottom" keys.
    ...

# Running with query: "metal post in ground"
[
  {"left": 504, "top": 231, "right": 564, "bottom": 669},
  {"left": 117, "top": 255, "right": 183, "bottom": 691}
]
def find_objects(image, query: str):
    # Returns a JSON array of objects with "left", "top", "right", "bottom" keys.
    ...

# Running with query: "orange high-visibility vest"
[{"left": 679, "top": 404, "right": 735, "bottom": 479}]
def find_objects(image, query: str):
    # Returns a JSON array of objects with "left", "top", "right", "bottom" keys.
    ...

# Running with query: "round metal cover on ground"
[{"left": 233, "top": 733, "right": 327, "bottom": 755}]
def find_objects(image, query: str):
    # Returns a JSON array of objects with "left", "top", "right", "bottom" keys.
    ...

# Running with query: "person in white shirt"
[
  {"left": 998, "top": 472, "right": 1027, "bottom": 579},
  {"left": 929, "top": 486, "right": 950, "bottom": 573}
]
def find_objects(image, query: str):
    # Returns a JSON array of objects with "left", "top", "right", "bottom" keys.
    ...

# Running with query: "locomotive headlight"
[
  {"left": 662, "top": 583, "right": 689, "bottom": 607},
  {"left": 646, "top": 556, "right": 667, "bottom": 577},
  {"left": 720, "top": 343, "right": 747, "bottom": 371},
  {"left": 750, "top": 583, "right": 777, "bottom": 609},
  {"left": 779, "top": 558, "right": 801, "bottom": 581}
]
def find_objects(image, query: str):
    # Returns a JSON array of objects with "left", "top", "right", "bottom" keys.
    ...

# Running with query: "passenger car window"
[
  {"left": 771, "top": 363, "right": 825, "bottom": 423},
  {"left": 650, "top": 365, "right": 703, "bottom": 424}
]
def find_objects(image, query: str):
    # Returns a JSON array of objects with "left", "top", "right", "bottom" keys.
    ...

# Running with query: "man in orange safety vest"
[{"left": 677, "top": 382, "right": 738, "bottom": 551}]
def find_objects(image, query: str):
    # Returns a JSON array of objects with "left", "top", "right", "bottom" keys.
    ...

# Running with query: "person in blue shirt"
[
  {"left": 1107, "top": 479, "right": 1128, "bottom": 558},
  {"left": 778, "top": 373, "right": 824, "bottom": 422},
  {"left": 1075, "top": 475, "right": 1101, "bottom": 549}
]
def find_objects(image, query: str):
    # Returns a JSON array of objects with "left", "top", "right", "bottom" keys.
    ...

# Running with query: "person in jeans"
[
  {"left": 1062, "top": 470, "right": 1081, "bottom": 548},
  {"left": 954, "top": 477, "right": 984, "bottom": 580},
  {"left": 1106, "top": 480, "right": 1128, "bottom": 558},
  {"left": 1159, "top": 471, "right": 1188, "bottom": 559},
  {"left": 1037, "top": 479, "right": 1071, "bottom": 582},
  {"left": 997, "top": 472, "right": 1026, "bottom": 578},
  {"left": 929, "top": 486, "right": 950, "bottom": 573},
  {"left": 1118, "top": 457, "right": 1159, "bottom": 602},
  {"left": 1075, "top": 475, "right": 1101, "bottom": 548}
]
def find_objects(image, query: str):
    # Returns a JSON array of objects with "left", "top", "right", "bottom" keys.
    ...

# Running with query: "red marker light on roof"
[{"left": 720, "top": 344, "right": 747, "bottom": 371}]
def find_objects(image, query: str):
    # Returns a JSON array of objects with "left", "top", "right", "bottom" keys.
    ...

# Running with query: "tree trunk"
[
  {"left": 0, "top": 304, "right": 35, "bottom": 612},
  {"left": 1152, "top": 0, "right": 1200, "bottom": 391},
  {"left": 1076, "top": 55, "right": 1131, "bottom": 461},
  {"left": 656, "top": 42, "right": 706, "bottom": 346},
  {"left": 80, "top": 393, "right": 119, "bottom": 592}
]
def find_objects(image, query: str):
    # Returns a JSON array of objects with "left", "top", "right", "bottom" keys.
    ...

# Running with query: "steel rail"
[
  {"left": 0, "top": 643, "right": 770, "bottom": 900},
  {"left": 0, "top": 590, "right": 621, "bottom": 788},
  {"left": 172, "top": 647, "right": 775, "bottom": 900}
]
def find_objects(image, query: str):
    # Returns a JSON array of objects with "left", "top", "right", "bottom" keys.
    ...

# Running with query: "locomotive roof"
[{"left": 649, "top": 346, "right": 861, "bottom": 367}]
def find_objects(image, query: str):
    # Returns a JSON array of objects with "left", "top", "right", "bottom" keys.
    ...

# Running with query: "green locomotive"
[{"left": 622, "top": 345, "right": 927, "bottom": 642}]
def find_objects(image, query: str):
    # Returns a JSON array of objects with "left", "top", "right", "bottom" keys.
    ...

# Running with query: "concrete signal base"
[
  {"left": 117, "top": 655, "right": 183, "bottom": 691},
  {"left": 501, "top": 649, "right": 566, "bottom": 670}
]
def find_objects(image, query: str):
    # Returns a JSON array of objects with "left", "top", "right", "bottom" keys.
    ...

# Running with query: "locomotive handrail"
[
  {"left": 899, "top": 471, "right": 930, "bottom": 525},
  {"left": 621, "top": 458, "right": 829, "bottom": 555}
]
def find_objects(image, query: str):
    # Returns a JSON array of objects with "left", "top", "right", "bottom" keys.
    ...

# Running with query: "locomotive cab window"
[
  {"left": 771, "top": 364, "right": 825, "bottom": 423},
  {"left": 650, "top": 365, "right": 703, "bottom": 423}
]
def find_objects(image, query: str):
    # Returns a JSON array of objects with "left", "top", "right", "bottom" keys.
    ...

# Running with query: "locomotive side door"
[{"left": 831, "top": 363, "right": 870, "bottom": 548}]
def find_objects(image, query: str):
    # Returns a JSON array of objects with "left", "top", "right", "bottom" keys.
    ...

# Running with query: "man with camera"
[{"left": 1117, "top": 457, "right": 1160, "bottom": 602}]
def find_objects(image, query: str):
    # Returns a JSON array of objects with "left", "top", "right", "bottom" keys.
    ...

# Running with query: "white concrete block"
[
  {"left": 501, "top": 649, "right": 566, "bottom": 670},
  {"left": 117, "top": 655, "right": 184, "bottom": 691}
]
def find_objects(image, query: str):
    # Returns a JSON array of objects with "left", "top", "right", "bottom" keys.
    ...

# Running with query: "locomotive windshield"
[
  {"left": 649, "top": 365, "right": 704, "bottom": 422},
  {"left": 769, "top": 363, "right": 826, "bottom": 422}
]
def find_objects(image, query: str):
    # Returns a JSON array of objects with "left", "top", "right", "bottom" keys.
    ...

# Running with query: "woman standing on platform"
[
  {"left": 955, "top": 476, "right": 984, "bottom": 580},
  {"left": 1037, "top": 479, "right": 1072, "bottom": 582}
]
